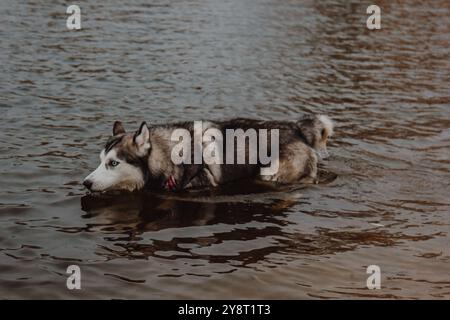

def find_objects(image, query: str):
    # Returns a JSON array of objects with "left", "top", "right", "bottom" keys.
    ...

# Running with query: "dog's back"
[{"left": 183, "top": 117, "right": 328, "bottom": 188}]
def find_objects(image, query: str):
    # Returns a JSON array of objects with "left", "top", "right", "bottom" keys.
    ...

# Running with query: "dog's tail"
[
  {"left": 317, "top": 115, "right": 334, "bottom": 139},
  {"left": 296, "top": 114, "right": 334, "bottom": 158}
]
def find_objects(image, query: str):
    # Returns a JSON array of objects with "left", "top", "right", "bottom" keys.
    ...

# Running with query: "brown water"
[{"left": 0, "top": 0, "right": 449, "bottom": 299}]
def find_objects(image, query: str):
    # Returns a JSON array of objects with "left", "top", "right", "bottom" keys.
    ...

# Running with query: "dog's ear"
[
  {"left": 113, "top": 121, "right": 126, "bottom": 135},
  {"left": 134, "top": 122, "right": 151, "bottom": 155}
]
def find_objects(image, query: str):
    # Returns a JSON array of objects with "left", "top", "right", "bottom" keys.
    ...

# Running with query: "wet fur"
[{"left": 84, "top": 115, "right": 333, "bottom": 192}]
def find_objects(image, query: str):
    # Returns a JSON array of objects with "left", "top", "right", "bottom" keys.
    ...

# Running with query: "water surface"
[{"left": 0, "top": 0, "right": 449, "bottom": 299}]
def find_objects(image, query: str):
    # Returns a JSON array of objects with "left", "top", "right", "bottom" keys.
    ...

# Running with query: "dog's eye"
[
  {"left": 321, "top": 129, "right": 326, "bottom": 138},
  {"left": 109, "top": 160, "right": 120, "bottom": 167}
]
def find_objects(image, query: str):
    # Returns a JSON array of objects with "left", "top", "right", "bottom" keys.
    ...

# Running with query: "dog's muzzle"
[{"left": 83, "top": 179, "right": 93, "bottom": 190}]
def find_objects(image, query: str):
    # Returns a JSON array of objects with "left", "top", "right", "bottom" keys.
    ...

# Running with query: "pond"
[{"left": 0, "top": 0, "right": 449, "bottom": 299}]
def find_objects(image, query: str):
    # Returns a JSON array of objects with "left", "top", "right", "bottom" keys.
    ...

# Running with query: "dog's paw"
[{"left": 165, "top": 176, "right": 177, "bottom": 191}]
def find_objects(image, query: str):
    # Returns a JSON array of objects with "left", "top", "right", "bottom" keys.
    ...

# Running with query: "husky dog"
[{"left": 83, "top": 115, "right": 334, "bottom": 192}]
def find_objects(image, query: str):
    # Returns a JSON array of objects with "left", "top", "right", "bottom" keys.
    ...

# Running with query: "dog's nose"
[{"left": 83, "top": 179, "right": 93, "bottom": 190}]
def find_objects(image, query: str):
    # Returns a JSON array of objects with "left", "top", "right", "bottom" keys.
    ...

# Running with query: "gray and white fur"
[{"left": 83, "top": 115, "right": 334, "bottom": 192}]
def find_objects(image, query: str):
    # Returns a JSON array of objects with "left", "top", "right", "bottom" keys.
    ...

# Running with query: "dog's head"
[
  {"left": 83, "top": 121, "right": 151, "bottom": 192},
  {"left": 297, "top": 114, "right": 334, "bottom": 159}
]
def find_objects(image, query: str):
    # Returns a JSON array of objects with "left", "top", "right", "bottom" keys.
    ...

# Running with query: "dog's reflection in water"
[
  {"left": 79, "top": 172, "right": 344, "bottom": 264},
  {"left": 80, "top": 180, "right": 301, "bottom": 233},
  {"left": 80, "top": 170, "right": 338, "bottom": 233},
  {"left": 81, "top": 191, "right": 219, "bottom": 232}
]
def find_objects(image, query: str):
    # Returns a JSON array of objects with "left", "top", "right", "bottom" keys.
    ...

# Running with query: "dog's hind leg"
[
  {"left": 184, "top": 167, "right": 218, "bottom": 189},
  {"left": 259, "top": 142, "right": 318, "bottom": 184}
]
